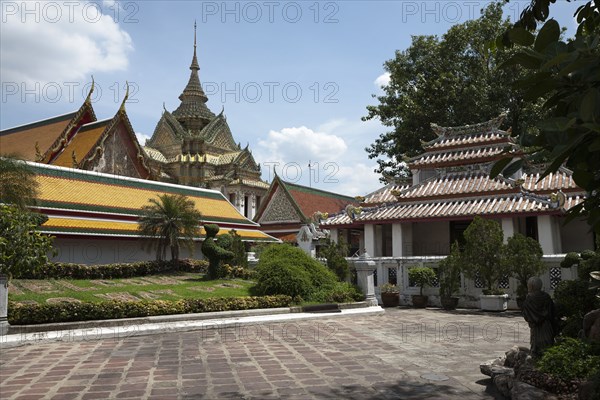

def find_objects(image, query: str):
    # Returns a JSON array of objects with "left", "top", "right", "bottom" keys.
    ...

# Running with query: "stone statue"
[{"left": 521, "top": 277, "right": 558, "bottom": 358}]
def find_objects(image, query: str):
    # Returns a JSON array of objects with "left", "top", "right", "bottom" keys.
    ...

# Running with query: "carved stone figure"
[{"left": 521, "top": 277, "right": 558, "bottom": 358}]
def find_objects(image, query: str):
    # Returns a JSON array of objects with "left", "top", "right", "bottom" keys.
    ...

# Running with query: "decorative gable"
[{"left": 259, "top": 185, "right": 302, "bottom": 224}]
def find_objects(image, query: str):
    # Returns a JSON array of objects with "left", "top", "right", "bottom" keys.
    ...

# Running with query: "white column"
[
  {"left": 364, "top": 224, "right": 376, "bottom": 256},
  {"left": 537, "top": 215, "right": 555, "bottom": 254},
  {"left": 501, "top": 218, "right": 515, "bottom": 243},
  {"left": 392, "top": 223, "right": 403, "bottom": 257},
  {"left": 250, "top": 193, "right": 256, "bottom": 219},
  {"left": 329, "top": 229, "right": 339, "bottom": 244}
]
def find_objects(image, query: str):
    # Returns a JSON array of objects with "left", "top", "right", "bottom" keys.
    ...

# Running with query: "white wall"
[
  {"left": 412, "top": 220, "right": 450, "bottom": 255},
  {"left": 51, "top": 238, "right": 204, "bottom": 265}
]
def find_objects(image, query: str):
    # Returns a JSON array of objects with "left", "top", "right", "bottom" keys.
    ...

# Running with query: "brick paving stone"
[{"left": 0, "top": 308, "right": 528, "bottom": 399}]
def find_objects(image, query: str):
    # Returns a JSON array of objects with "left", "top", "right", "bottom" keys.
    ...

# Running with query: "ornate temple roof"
[
  {"left": 362, "top": 183, "right": 410, "bottom": 205},
  {"left": 323, "top": 115, "right": 585, "bottom": 227},
  {"left": 322, "top": 193, "right": 576, "bottom": 226},
  {"left": 255, "top": 176, "right": 356, "bottom": 225},
  {"left": 30, "top": 162, "right": 277, "bottom": 241},
  {"left": 1, "top": 90, "right": 97, "bottom": 162},
  {"left": 52, "top": 119, "right": 111, "bottom": 167}
]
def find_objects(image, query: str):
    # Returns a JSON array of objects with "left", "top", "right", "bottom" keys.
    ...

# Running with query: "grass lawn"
[{"left": 8, "top": 272, "right": 255, "bottom": 304}]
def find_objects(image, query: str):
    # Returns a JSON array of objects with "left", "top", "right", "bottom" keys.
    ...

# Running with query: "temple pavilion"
[
  {"left": 26, "top": 162, "right": 276, "bottom": 265},
  {"left": 322, "top": 114, "right": 593, "bottom": 257}
]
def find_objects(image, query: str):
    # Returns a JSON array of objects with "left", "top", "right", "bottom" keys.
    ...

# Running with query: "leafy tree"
[
  {"left": 504, "top": 233, "right": 544, "bottom": 301},
  {"left": 229, "top": 229, "right": 248, "bottom": 269},
  {"left": 494, "top": 0, "right": 600, "bottom": 233},
  {"left": 461, "top": 216, "right": 509, "bottom": 293},
  {"left": 0, "top": 155, "right": 39, "bottom": 209},
  {"left": 138, "top": 194, "right": 202, "bottom": 261},
  {"left": 317, "top": 237, "right": 350, "bottom": 281},
  {"left": 0, "top": 205, "right": 55, "bottom": 278},
  {"left": 439, "top": 241, "right": 463, "bottom": 298},
  {"left": 364, "top": 2, "right": 546, "bottom": 180}
]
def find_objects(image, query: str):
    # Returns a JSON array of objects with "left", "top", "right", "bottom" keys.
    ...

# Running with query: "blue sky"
[{"left": 0, "top": 0, "right": 580, "bottom": 195}]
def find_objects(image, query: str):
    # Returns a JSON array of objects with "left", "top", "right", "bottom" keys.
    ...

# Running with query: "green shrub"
[
  {"left": 310, "top": 282, "right": 364, "bottom": 303},
  {"left": 17, "top": 259, "right": 209, "bottom": 280},
  {"left": 254, "top": 244, "right": 337, "bottom": 300},
  {"left": 561, "top": 252, "right": 582, "bottom": 269},
  {"left": 581, "top": 250, "right": 597, "bottom": 260},
  {"left": 317, "top": 238, "right": 350, "bottom": 281},
  {"left": 504, "top": 233, "right": 544, "bottom": 300},
  {"left": 537, "top": 338, "right": 600, "bottom": 381},
  {"left": 8, "top": 295, "right": 293, "bottom": 325},
  {"left": 554, "top": 280, "right": 600, "bottom": 337},
  {"left": 408, "top": 266, "right": 436, "bottom": 295},
  {"left": 220, "top": 264, "right": 255, "bottom": 280},
  {"left": 579, "top": 253, "right": 600, "bottom": 281}
]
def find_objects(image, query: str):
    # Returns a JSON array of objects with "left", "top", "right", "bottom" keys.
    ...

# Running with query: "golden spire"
[
  {"left": 119, "top": 81, "right": 130, "bottom": 112},
  {"left": 85, "top": 75, "right": 95, "bottom": 102}
]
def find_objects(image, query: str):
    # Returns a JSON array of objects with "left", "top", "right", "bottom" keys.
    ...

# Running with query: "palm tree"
[
  {"left": 0, "top": 155, "right": 39, "bottom": 209},
  {"left": 138, "top": 194, "right": 202, "bottom": 261}
]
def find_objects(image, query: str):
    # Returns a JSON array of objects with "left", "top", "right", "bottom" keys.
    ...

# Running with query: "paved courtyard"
[{"left": 0, "top": 308, "right": 529, "bottom": 399}]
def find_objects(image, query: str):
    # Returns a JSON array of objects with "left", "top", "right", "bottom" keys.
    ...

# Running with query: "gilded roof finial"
[
  {"left": 35, "top": 141, "right": 42, "bottom": 161},
  {"left": 119, "top": 81, "right": 130, "bottom": 112},
  {"left": 85, "top": 75, "right": 95, "bottom": 102},
  {"left": 190, "top": 22, "right": 200, "bottom": 71}
]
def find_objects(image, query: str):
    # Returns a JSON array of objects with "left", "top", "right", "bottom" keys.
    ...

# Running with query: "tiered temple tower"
[{"left": 143, "top": 23, "right": 268, "bottom": 219}]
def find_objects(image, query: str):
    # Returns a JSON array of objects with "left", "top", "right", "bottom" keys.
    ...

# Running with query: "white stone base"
[{"left": 480, "top": 294, "right": 509, "bottom": 311}]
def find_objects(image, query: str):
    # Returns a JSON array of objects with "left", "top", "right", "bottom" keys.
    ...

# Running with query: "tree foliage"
[
  {"left": 461, "top": 216, "right": 509, "bottom": 292},
  {"left": 0, "top": 205, "right": 55, "bottom": 278},
  {"left": 503, "top": 233, "right": 544, "bottom": 299},
  {"left": 138, "top": 194, "right": 202, "bottom": 261},
  {"left": 494, "top": 0, "right": 600, "bottom": 233},
  {"left": 364, "top": 2, "right": 546, "bottom": 180},
  {"left": 317, "top": 237, "right": 350, "bottom": 281},
  {"left": 0, "top": 155, "right": 39, "bottom": 209}
]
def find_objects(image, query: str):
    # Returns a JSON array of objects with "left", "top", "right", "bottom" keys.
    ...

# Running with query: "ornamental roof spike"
[{"left": 85, "top": 75, "right": 95, "bottom": 103}]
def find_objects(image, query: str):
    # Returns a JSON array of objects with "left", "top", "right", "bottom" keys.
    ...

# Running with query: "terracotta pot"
[
  {"left": 440, "top": 296, "right": 459, "bottom": 310},
  {"left": 381, "top": 292, "right": 399, "bottom": 307},
  {"left": 411, "top": 294, "right": 428, "bottom": 308}
]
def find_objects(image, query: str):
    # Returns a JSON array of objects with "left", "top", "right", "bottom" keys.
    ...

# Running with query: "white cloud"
[
  {"left": 0, "top": 1, "right": 133, "bottom": 85},
  {"left": 255, "top": 120, "right": 384, "bottom": 196},
  {"left": 135, "top": 132, "right": 151, "bottom": 146},
  {"left": 256, "top": 126, "right": 347, "bottom": 168},
  {"left": 374, "top": 72, "right": 391, "bottom": 88}
]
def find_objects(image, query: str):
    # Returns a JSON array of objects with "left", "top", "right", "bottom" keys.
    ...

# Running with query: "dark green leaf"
[
  {"left": 580, "top": 89, "right": 600, "bottom": 123},
  {"left": 535, "top": 19, "right": 560, "bottom": 52},
  {"left": 490, "top": 157, "right": 512, "bottom": 178},
  {"left": 502, "top": 159, "right": 524, "bottom": 178},
  {"left": 537, "top": 117, "right": 576, "bottom": 132},
  {"left": 508, "top": 27, "right": 535, "bottom": 46}
]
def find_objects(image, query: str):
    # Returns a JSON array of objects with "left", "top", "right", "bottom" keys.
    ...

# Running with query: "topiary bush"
[
  {"left": 254, "top": 244, "right": 337, "bottom": 300},
  {"left": 554, "top": 280, "right": 600, "bottom": 337},
  {"left": 537, "top": 337, "right": 600, "bottom": 381},
  {"left": 408, "top": 266, "right": 436, "bottom": 296},
  {"left": 561, "top": 252, "right": 582, "bottom": 269},
  {"left": 202, "top": 224, "right": 234, "bottom": 280}
]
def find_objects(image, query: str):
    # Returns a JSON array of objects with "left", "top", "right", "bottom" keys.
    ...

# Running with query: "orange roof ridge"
[{"left": 0, "top": 110, "right": 78, "bottom": 135}]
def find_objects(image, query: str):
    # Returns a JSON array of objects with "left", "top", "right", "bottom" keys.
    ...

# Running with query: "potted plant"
[
  {"left": 503, "top": 233, "right": 544, "bottom": 308},
  {"left": 439, "top": 242, "right": 462, "bottom": 310},
  {"left": 380, "top": 282, "right": 400, "bottom": 307},
  {"left": 408, "top": 266, "right": 436, "bottom": 308},
  {"left": 460, "top": 217, "right": 510, "bottom": 311}
]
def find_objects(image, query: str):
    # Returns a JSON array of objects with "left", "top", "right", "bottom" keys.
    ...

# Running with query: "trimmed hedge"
[
  {"left": 8, "top": 295, "right": 293, "bottom": 325},
  {"left": 17, "top": 259, "right": 209, "bottom": 280}
]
